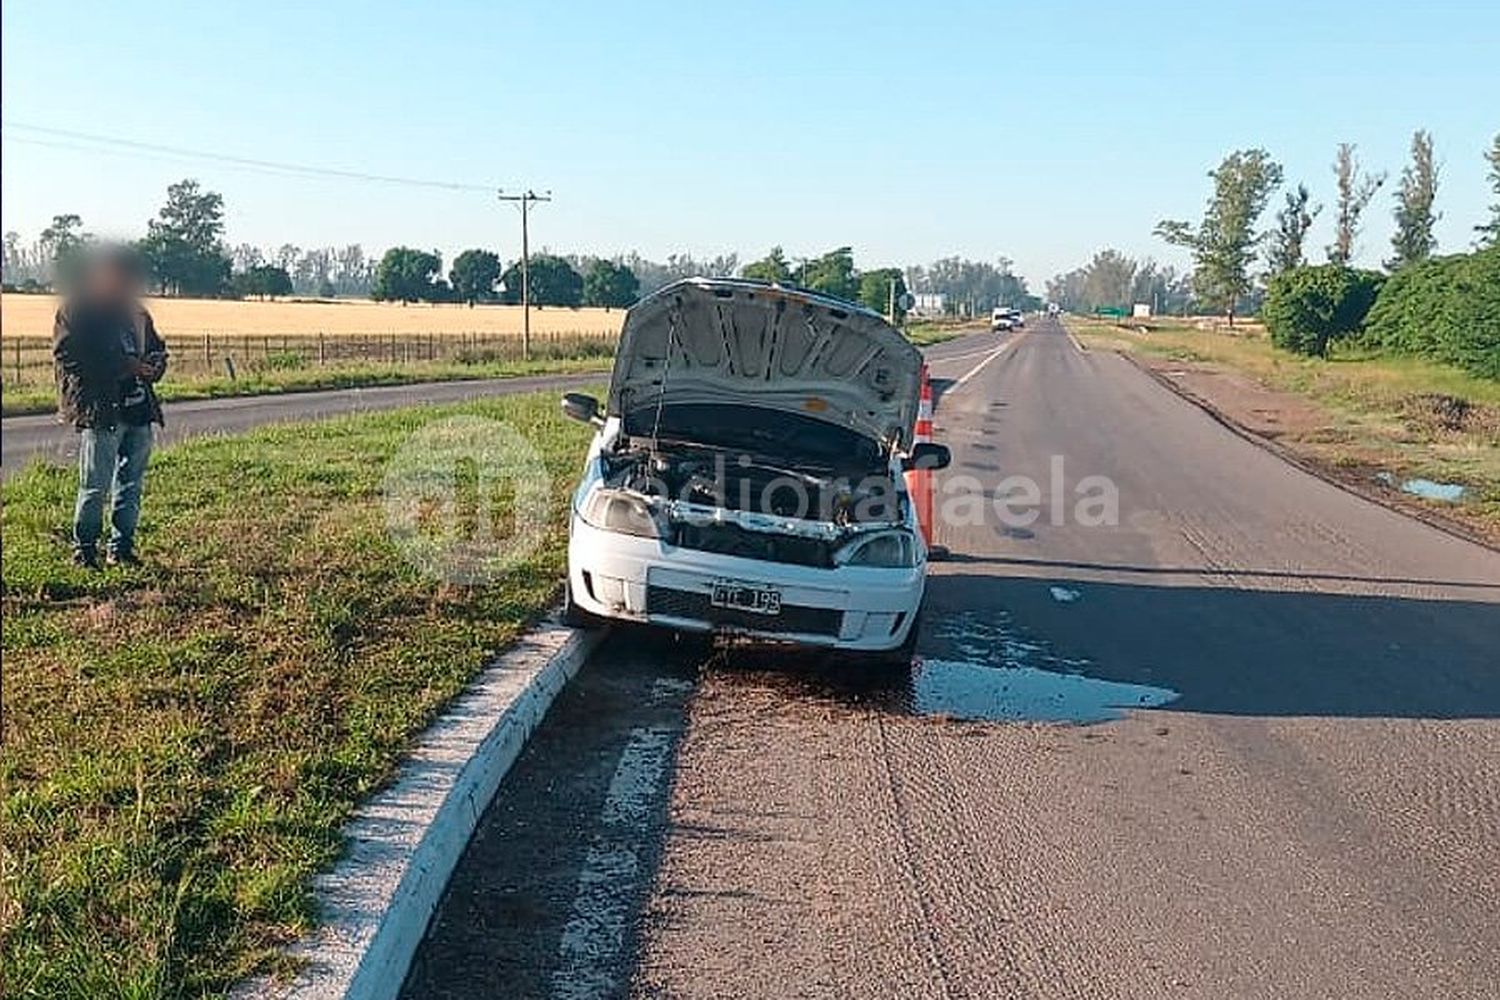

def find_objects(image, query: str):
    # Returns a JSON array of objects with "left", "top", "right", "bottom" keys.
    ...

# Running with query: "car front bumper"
[{"left": 567, "top": 517, "right": 924, "bottom": 651}]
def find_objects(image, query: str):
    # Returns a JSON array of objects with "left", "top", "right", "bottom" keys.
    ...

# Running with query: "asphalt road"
[
  {"left": 404, "top": 316, "right": 1500, "bottom": 999},
  {"left": 0, "top": 372, "right": 601, "bottom": 478}
]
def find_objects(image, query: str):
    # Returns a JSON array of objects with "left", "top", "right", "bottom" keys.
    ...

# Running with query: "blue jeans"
[{"left": 74, "top": 423, "right": 154, "bottom": 556}]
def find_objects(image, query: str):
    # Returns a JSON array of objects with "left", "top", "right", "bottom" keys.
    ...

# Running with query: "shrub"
[
  {"left": 1362, "top": 247, "right": 1500, "bottom": 379},
  {"left": 1263, "top": 264, "right": 1384, "bottom": 357}
]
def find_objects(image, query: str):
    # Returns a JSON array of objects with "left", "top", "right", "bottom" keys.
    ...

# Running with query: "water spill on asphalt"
[
  {"left": 910, "top": 658, "right": 1177, "bottom": 723},
  {"left": 706, "top": 607, "right": 1178, "bottom": 725},
  {"left": 913, "top": 608, "right": 1178, "bottom": 722}
]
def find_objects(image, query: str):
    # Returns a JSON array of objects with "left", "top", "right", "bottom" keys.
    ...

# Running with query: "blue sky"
[{"left": 3, "top": 1, "right": 1497, "bottom": 290}]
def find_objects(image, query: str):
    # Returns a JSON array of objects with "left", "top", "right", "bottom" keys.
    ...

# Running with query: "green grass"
[
  {"left": 903, "top": 320, "right": 984, "bottom": 347},
  {"left": 1067, "top": 315, "right": 1500, "bottom": 536},
  {"left": 1, "top": 350, "right": 615, "bottom": 417},
  {"left": 0, "top": 387, "right": 601, "bottom": 997}
]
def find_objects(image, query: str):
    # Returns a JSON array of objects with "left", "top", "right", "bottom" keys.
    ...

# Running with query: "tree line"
[
  {"left": 2, "top": 178, "right": 1038, "bottom": 323},
  {"left": 1046, "top": 132, "right": 1500, "bottom": 380},
  {"left": 1045, "top": 132, "right": 1500, "bottom": 326},
  {"left": 1046, "top": 252, "right": 1196, "bottom": 316}
]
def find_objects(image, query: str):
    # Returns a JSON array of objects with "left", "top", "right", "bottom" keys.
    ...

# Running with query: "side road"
[
  {"left": 3, "top": 332, "right": 998, "bottom": 478},
  {"left": 0, "top": 372, "right": 602, "bottom": 476}
]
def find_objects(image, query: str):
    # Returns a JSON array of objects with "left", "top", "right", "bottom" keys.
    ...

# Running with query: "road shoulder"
[{"left": 1118, "top": 349, "right": 1499, "bottom": 551}]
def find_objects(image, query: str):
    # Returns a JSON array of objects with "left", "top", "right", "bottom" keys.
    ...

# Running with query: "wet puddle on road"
[
  {"left": 708, "top": 608, "right": 1179, "bottom": 725},
  {"left": 916, "top": 610, "right": 1178, "bottom": 722},
  {"left": 910, "top": 658, "right": 1177, "bottom": 723}
]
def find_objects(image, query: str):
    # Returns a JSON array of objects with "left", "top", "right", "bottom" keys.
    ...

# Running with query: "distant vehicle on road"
[
  {"left": 991, "top": 307, "right": 1023, "bottom": 331},
  {"left": 561, "top": 278, "right": 949, "bottom": 663}
]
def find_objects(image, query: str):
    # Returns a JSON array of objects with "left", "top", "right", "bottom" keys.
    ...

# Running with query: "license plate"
[{"left": 711, "top": 581, "right": 781, "bottom": 616}]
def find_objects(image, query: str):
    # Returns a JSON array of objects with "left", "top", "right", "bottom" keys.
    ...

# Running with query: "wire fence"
[{"left": 2, "top": 328, "right": 618, "bottom": 386}]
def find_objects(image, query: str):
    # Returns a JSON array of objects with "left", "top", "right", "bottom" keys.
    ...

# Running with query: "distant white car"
[
  {"left": 561, "top": 278, "right": 950, "bottom": 662},
  {"left": 991, "top": 307, "right": 1023, "bottom": 331}
]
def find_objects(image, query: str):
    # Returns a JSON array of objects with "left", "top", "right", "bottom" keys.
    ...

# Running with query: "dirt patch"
[{"left": 1401, "top": 393, "right": 1500, "bottom": 439}]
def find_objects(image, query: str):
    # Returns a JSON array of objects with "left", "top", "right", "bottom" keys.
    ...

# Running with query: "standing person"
[{"left": 52, "top": 246, "right": 168, "bottom": 568}]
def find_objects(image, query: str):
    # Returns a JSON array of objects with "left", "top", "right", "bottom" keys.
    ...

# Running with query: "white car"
[
  {"left": 561, "top": 277, "right": 950, "bottom": 663},
  {"left": 991, "top": 306, "right": 1024, "bottom": 331}
]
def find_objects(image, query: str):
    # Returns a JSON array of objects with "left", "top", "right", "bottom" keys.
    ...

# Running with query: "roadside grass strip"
[{"left": 0, "top": 388, "right": 599, "bottom": 997}]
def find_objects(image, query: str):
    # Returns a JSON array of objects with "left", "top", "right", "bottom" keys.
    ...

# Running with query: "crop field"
[
  {"left": 0, "top": 293, "right": 626, "bottom": 339},
  {"left": 0, "top": 294, "right": 623, "bottom": 411}
]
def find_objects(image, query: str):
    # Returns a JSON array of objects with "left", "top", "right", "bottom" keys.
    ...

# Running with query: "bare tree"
[{"left": 1327, "top": 143, "right": 1385, "bottom": 265}]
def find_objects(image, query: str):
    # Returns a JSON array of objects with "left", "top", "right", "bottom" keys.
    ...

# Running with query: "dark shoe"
[
  {"left": 73, "top": 548, "right": 102, "bottom": 570},
  {"left": 106, "top": 549, "right": 142, "bottom": 568}
]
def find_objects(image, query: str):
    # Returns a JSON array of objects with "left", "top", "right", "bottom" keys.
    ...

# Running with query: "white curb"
[{"left": 239, "top": 620, "right": 605, "bottom": 1000}]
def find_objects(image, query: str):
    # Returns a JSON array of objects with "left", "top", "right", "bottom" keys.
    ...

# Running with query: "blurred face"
[{"left": 83, "top": 256, "right": 142, "bottom": 306}]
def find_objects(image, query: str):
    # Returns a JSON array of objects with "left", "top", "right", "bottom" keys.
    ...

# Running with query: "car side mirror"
[
  {"left": 903, "top": 442, "right": 951, "bottom": 471},
  {"left": 561, "top": 392, "right": 603, "bottom": 427}
]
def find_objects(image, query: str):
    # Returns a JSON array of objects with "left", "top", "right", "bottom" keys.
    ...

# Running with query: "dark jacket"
[{"left": 53, "top": 300, "right": 168, "bottom": 429}]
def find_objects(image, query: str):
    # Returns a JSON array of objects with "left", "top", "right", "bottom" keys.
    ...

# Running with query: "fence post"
[
  {"left": 13, "top": 339, "right": 21, "bottom": 385},
  {"left": 203, "top": 332, "right": 211, "bottom": 372},
  {"left": 318, "top": 331, "right": 326, "bottom": 366}
]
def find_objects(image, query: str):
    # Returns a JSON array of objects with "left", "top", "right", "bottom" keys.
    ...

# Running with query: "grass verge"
[
  {"left": 1067, "top": 315, "right": 1500, "bottom": 540},
  {"left": 1, "top": 352, "right": 615, "bottom": 417},
  {"left": 1, "top": 387, "right": 600, "bottom": 997},
  {"left": 903, "top": 320, "right": 984, "bottom": 347}
]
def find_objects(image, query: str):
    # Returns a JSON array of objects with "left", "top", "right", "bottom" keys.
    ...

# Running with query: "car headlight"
[
  {"left": 836, "top": 530, "right": 918, "bottom": 568},
  {"left": 577, "top": 487, "right": 664, "bottom": 539}
]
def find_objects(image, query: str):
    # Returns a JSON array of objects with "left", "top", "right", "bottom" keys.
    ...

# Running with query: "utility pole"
[{"left": 497, "top": 189, "right": 552, "bottom": 360}]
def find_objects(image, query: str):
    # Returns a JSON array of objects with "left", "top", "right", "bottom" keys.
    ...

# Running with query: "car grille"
[
  {"left": 646, "top": 585, "right": 843, "bottom": 637},
  {"left": 673, "top": 522, "right": 833, "bottom": 568}
]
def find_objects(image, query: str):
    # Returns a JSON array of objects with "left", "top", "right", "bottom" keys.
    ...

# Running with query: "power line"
[{"left": 0, "top": 121, "right": 496, "bottom": 193}]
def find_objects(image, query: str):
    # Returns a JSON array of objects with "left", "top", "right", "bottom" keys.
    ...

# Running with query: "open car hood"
[{"left": 609, "top": 278, "right": 923, "bottom": 452}]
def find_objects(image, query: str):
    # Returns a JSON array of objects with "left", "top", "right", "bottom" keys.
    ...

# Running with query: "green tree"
[
  {"left": 1472, "top": 134, "right": 1500, "bottom": 248},
  {"left": 1327, "top": 143, "right": 1385, "bottom": 265},
  {"left": 1155, "top": 149, "right": 1283, "bottom": 323},
  {"left": 1364, "top": 247, "right": 1499, "bottom": 378},
  {"left": 38, "top": 214, "right": 91, "bottom": 280},
  {"left": 498, "top": 254, "right": 582, "bottom": 307},
  {"left": 1266, "top": 184, "right": 1320, "bottom": 276},
  {"left": 137, "top": 179, "right": 232, "bottom": 296},
  {"left": 1387, "top": 129, "right": 1440, "bottom": 270},
  {"left": 1262, "top": 264, "right": 1383, "bottom": 357},
  {"left": 1081, "top": 249, "right": 1137, "bottom": 310},
  {"left": 582, "top": 259, "right": 640, "bottom": 308},
  {"left": 371, "top": 247, "right": 443, "bottom": 303},
  {"left": 801, "top": 247, "right": 859, "bottom": 301},
  {"left": 449, "top": 249, "right": 502, "bottom": 306},
  {"left": 857, "top": 268, "right": 908, "bottom": 322},
  {"left": 740, "top": 246, "right": 792, "bottom": 283},
  {"left": 232, "top": 265, "right": 293, "bottom": 300}
]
